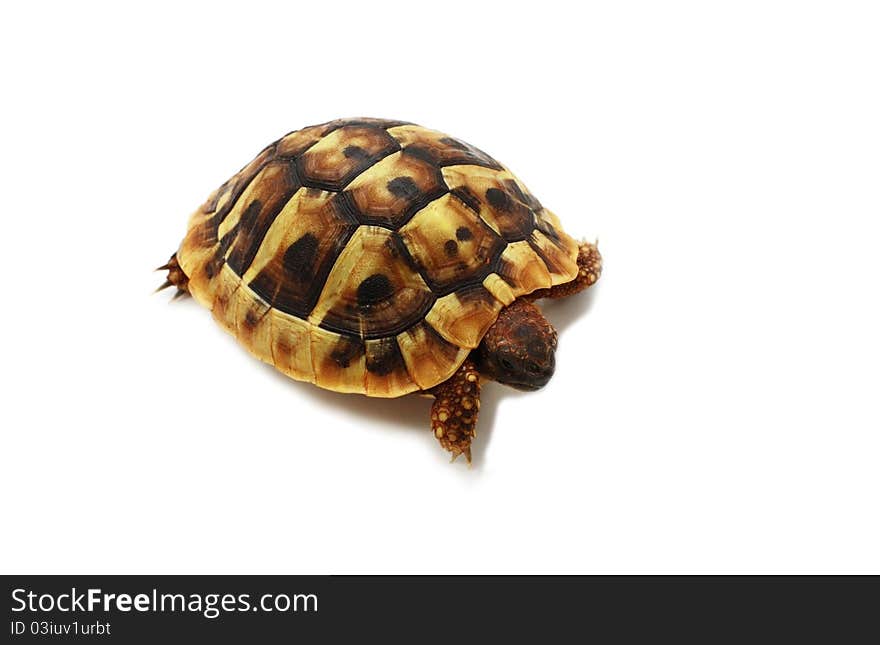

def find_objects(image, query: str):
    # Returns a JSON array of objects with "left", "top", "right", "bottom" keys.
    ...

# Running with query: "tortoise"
[{"left": 159, "top": 118, "right": 602, "bottom": 463}]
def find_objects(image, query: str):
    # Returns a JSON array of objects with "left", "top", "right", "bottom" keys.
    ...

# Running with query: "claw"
[
  {"left": 154, "top": 279, "right": 174, "bottom": 293},
  {"left": 171, "top": 289, "right": 189, "bottom": 301},
  {"left": 155, "top": 253, "right": 190, "bottom": 297},
  {"left": 463, "top": 447, "right": 472, "bottom": 464}
]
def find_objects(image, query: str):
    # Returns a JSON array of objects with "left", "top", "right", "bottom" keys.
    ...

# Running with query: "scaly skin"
[
  {"left": 475, "top": 299, "right": 557, "bottom": 390},
  {"left": 429, "top": 359, "right": 481, "bottom": 463}
]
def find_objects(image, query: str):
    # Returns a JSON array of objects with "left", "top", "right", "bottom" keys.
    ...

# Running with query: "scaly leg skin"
[
  {"left": 528, "top": 241, "right": 602, "bottom": 300},
  {"left": 430, "top": 359, "right": 481, "bottom": 464}
]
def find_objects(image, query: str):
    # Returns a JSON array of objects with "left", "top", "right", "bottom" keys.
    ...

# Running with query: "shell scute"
[
  {"left": 387, "top": 125, "right": 502, "bottom": 170},
  {"left": 343, "top": 150, "right": 446, "bottom": 228},
  {"left": 224, "top": 160, "right": 301, "bottom": 275},
  {"left": 308, "top": 226, "right": 435, "bottom": 339},
  {"left": 310, "top": 326, "right": 368, "bottom": 394},
  {"left": 244, "top": 189, "right": 358, "bottom": 319},
  {"left": 398, "top": 193, "right": 505, "bottom": 294},
  {"left": 396, "top": 322, "right": 469, "bottom": 391},
  {"left": 364, "top": 337, "right": 418, "bottom": 397},
  {"left": 269, "top": 309, "right": 315, "bottom": 384},
  {"left": 297, "top": 125, "right": 400, "bottom": 191},
  {"left": 495, "top": 241, "right": 553, "bottom": 298},
  {"left": 425, "top": 284, "right": 503, "bottom": 349},
  {"left": 441, "top": 166, "right": 536, "bottom": 242}
]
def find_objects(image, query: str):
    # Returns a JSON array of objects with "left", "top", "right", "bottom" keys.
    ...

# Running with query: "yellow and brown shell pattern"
[{"left": 177, "top": 118, "right": 579, "bottom": 397}]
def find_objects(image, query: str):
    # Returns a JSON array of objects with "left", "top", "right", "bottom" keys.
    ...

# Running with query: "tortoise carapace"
[{"left": 160, "top": 118, "right": 602, "bottom": 463}]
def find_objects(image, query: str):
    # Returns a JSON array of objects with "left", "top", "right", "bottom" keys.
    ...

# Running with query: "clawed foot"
[
  {"left": 430, "top": 359, "right": 481, "bottom": 464},
  {"left": 155, "top": 253, "right": 190, "bottom": 299}
]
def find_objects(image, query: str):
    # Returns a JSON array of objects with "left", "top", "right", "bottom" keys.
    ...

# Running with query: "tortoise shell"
[{"left": 176, "top": 118, "right": 580, "bottom": 397}]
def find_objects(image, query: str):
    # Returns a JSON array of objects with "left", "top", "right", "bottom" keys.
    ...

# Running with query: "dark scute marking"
[
  {"left": 204, "top": 256, "right": 222, "bottom": 279},
  {"left": 206, "top": 220, "right": 240, "bottom": 278},
  {"left": 401, "top": 145, "right": 436, "bottom": 165},
  {"left": 249, "top": 223, "right": 358, "bottom": 319},
  {"left": 524, "top": 193, "right": 542, "bottom": 210},
  {"left": 282, "top": 233, "right": 319, "bottom": 282},
  {"left": 444, "top": 240, "right": 459, "bottom": 257},
  {"left": 320, "top": 289, "right": 435, "bottom": 339},
  {"left": 343, "top": 145, "right": 369, "bottom": 160},
  {"left": 225, "top": 199, "right": 261, "bottom": 255},
  {"left": 536, "top": 217, "right": 560, "bottom": 241},
  {"left": 496, "top": 258, "right": 518, "bottom": 288},
  {"left": 218, "top": 221, "right": 240, "bottom": 256},
  {"left": 331, "top": 191, "right": 364, "bottom": 224},
  {"left": 529, "top": 235, "right": 564, "bottom": 274},
  {"left": 225, "top": 200, "right": 262, "bottom": 271},
  {"left": 333, "top": 118, "right": 412, "bottom": 129},
  {"left": 503, "top": 179, "right": 542, "bottom": 211},
  {"left": 383, "top": 183, "right": 449, "bottom": 230},
  {"left": 204, "top": 144, "right": 278, "bottom": 241},
  {"left": 485, "top": 188, "right": 514, "bottom": 212},
  {"left": 330, "top": 335, "right": 365, "bottom": 369},
  {"left": 482, "top": 186, "right": 537, "bottom": 243},
  {"left": 383, "top": 235, "right": 400, "bottom": 259},
  {"left": 366, "top": 338, "right": 406, "bottom": 376},
  {"left": 297, "top": 132, "right": 401, "bottom": 192},
  {"left": 421, "top": 229, "right": 507, "bottom": 297},
  {"left": 439, "top": 136, "right": 469, "bottom": 150},
  {"left": 503, "top": 180, "right": 528, "bottom": 204},
  {"left": 469, "top": 145, "right": 502, "bottom": 169},
  {"left": 227, "top": 160, "right": 301, "bottom": 275},
  {"left": 457, "top": 283, "right": 496, "bottom": 307},
  {"left": 456, "top": 226, "right": 473, "bottom": 241},
  {"left": 451, "top": 187, "right": 481, "bottom": 214},
  {"left": 244, "top": 309, "right": 261, "bottom": 329},
  {"left": 423, "top": 322, "right": 464, "bottom": 362},
  {"left": 356, "top": 274, "right": 394, "bottom": 309},
  {"left": 388, "top": 231, "right": 427, "bottom": 276},
  {"left": 386, "top": 176, "right": 420, "bottom": 200},
  {"left": 204, "top": 180, "right": 231, "bottom": 214},
  {"left": 403, "top": 141, "right": 501, "bottom": 169},
  {"left": 239, "top": 199, "right": 262, "bottom": 228}
]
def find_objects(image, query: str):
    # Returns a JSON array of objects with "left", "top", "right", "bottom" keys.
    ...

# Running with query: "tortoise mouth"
[
  {"left": 497, "top": 372, "right": 553, "bottom": 391},
  {"left": 510, "top": 382, "right": 542, "bottom": 392}
]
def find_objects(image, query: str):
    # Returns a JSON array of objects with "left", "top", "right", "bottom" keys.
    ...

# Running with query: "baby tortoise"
[{"left": 160, "top": 118, "right": 601, "bottom": 463}]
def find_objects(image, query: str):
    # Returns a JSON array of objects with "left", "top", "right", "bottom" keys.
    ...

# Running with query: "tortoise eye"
[
  {"left": 500, "top": 358, "right": 515, "bottom": 372},
  {"left": 526, "top": 361, "right": 541, "bottom": 374}
]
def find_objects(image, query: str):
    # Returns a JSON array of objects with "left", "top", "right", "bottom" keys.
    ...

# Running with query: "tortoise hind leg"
[
  {"left": 529, "top": 241, "right": 602, "bottom": 300},
  {"left": 155, "top": 253, "right": 190, "bottom": 299},
  {"left": 429, "top": 359, "right": 481, "bottom": 464}
]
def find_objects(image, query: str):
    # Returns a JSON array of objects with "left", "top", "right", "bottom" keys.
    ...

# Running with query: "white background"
[{"left": 2, "top": 1, "right": 878, "bottom": 574}]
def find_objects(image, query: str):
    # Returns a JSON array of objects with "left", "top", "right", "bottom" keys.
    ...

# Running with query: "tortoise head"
[{"left": 475, "top": 299, "right": 558, "bottom": 391}]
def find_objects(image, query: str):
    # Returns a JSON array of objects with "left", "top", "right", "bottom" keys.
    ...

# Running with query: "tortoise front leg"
[
  {"left": 529, "top": 241, "right": 602, "bottom": 300},
  {"left": 430, "top": 359, "right": 481, "bottom": 464}
]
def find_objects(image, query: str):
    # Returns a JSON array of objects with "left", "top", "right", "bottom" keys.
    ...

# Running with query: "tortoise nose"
[
  {"left": 533, "top": 360, "right": 555, "bottom": 387},
  {"left": 521, "top": 355, "right": 555, "bottom": 389}
]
